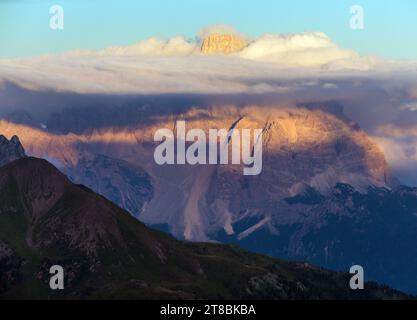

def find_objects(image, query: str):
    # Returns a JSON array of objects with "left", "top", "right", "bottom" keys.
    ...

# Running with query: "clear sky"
[{"left": 0, "top": 0, "right": 416, "bottom": 59}]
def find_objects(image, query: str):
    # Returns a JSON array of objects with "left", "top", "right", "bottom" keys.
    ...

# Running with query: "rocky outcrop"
[
  {"left": 201, "top": 34, "right": 247, "bottom": 54},
  {"left": 0, "top": 135, "right": 25, "bottom": 167}
]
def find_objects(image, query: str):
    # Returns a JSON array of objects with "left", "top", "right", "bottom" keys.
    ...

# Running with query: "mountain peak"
[
  {"left": 0, "top": 134, "right": 26, "bottom": 167},
  {"left": 201, "top": 34, "right": 247, "bottom": 54}
]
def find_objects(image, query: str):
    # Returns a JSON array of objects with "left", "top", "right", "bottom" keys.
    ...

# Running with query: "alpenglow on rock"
[
  {"left": 0, "top": 135, "right": 26, "bottom": 167},
  {"left": 0, "top": 103, "right": 398, "bottom": 240},
  {"left": 201, "top": 34, "right": 247, "bottom": 54}
]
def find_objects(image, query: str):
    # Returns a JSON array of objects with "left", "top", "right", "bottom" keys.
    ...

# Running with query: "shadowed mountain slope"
[{"left": 0, "top": 157, "right": 407, "bottom": 299}]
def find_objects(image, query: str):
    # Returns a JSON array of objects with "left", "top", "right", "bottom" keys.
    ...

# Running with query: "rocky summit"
[
  {"left": 0, "top": 135, "right": 25, "bottom": 167},
  {"left": 201, "top": 34, "right": 247, "bottom": 54}
]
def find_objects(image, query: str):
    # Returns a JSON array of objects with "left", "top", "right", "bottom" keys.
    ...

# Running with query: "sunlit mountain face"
[{"left": 1, "top": 19, "right": 417, "bottom": 298}]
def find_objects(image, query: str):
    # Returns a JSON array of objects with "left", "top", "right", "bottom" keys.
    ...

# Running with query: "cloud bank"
[
  {"left": 1, "top": 27, "right": 417, "bottom": 184},
  {"left": 0, "top": 28, "right": 415, "bottom": 95}
]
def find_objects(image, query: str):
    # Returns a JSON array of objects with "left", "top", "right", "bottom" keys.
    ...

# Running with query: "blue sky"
[{"left": 0, "top": 0, "right": 416, "bottom": 59}]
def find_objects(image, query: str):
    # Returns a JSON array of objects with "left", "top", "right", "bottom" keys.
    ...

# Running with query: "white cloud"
[
  {"left": 96, "top": 36, "right": 198, "bottom": 57},
  {"left": 0, "top": 29, "right": 416, "bottom": 106},
  {"left": 238, "top": 32, "right": 372, "bottom": 69},
  {"left": 64, "top": 31, "right": 380, "bottom": 70},
  {"left": 0, "top": 30, "right": 415, "bottom": 95}
]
